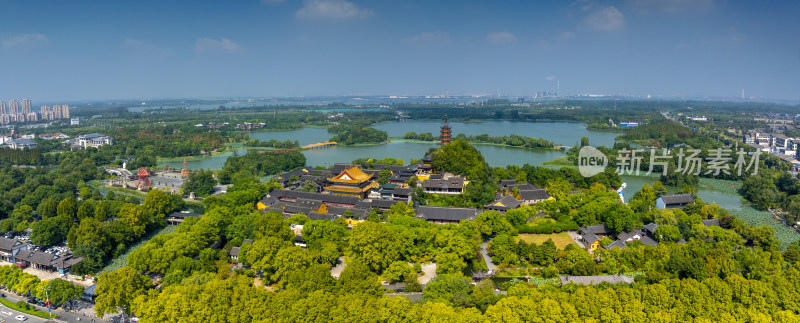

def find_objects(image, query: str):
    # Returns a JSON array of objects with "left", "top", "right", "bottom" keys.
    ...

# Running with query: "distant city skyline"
[
  {"left": 0, "top": 1, "right": 798, "bottom": 102},
  {"left": 0, "top": 97, "right": 69, "bottom": 124}
]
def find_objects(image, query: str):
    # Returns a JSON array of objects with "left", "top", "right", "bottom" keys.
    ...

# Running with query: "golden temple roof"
[{"left": 328, "top": 166, "right": 373, "bottom": 184}]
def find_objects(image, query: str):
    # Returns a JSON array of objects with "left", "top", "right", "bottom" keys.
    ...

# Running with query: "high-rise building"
[
  {"left": 41, "top": 105, "right": 53, "bottom": 120},
  {"left": 53, "top": 105, "right": 62, "bottom": 119},
  {"left": 62, "top": 105, "right": 70, "bottom": 119},
  {"left": 9, "top": 100, "right": 18, "bottom": 122},
  {"left": 21, "top": 99, "right": 31, "bottom": 115},
  {"left": 0, "top": 101, "right": 6, "bottom": 115}
]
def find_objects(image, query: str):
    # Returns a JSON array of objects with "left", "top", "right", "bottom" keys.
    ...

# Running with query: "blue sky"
[{"left": 0, "top": 0, "right": 798, "bottom": 102}]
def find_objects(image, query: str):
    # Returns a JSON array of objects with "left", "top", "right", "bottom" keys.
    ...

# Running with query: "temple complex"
[{"left": 323, "top": 165, "right": 379, "bottom": 199}]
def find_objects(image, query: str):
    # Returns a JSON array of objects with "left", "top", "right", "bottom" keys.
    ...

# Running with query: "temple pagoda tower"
[
  {"left": 181, "top": 159, "right": 189, "bottom": 177},
  {"left": 440, "top": 114, "right": 452, "bottom": 145}
]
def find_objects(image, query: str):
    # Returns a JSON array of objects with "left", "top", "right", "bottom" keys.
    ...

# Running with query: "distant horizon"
[{"left": 7, "top": 92, "right": 793, "bottom": 109}]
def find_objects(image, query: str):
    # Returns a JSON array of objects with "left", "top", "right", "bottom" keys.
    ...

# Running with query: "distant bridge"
[
  {"left": 302, "top": 141, "right": 338, "bottom": 149},
  {"left": 104, "top": 167, "right": 133, "bottom": 177}
]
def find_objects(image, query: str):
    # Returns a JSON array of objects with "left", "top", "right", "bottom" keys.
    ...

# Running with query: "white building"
[
  {"left": 64, "top": 133, "right": 113, "bottom": 149},
  {"left": 5, "top": 139, "right": 37, "bottom": 150}
]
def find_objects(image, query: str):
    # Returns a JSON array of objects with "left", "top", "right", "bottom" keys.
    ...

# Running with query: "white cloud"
[
  {"left": 487, "top": 31, "right": 517, "bottom": 44},
  {"left": 1, "top": 33, "right": 50, "bottom": 49},
  {"left": 558, "top": 31, "right": 576, "bottom": 40},
  {"left": 295, "top": 0, "right": 374, "bottom": 20},
  {"left": 628, "top": 0, "right": 714, "bottom": 14},
  {"left": 402, "top": 31, "right": 450, "bottom": 45},
  {"left": 582, "top": 6, "right": 625, "bottom": 32},
  {"left": 546, "top": 76, "right": 556, "bottom": 81},
  {"left": 194, "top": 38, "right": 244, "bottom": 53}
]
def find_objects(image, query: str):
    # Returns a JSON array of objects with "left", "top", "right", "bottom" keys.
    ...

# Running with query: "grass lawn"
[
  {"left": 518, "top": 232, "right": 577, "bottom": 249},
  {"left": 0, "top": 298, "right": 57, "bottom": 319},
  {"left": 542, "top": 156, "right": 574, "bottom": 167}
]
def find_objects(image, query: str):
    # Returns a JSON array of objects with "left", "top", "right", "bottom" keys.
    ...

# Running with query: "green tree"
[
  {"left": 57, "top": 196, "right": 78, "bottom": 219},
  {"left": 630, "top": 184, "right": 657, "bottom": 213},
  {"left": 387, "top": 201, "right": 416, "bottom": 219},
  {"left": 240, "top": 236, "right": 292, "bottom": 272},
  {"left": 253, "top": 211, "right": 294, "bottom": 241},
  {"left": 302, "top": 180, "right": 317, "bottom": 192},
  {"left": 337, "top": 260, "right": 384, "bottom": 296},
  {"left": 67, "top": 217, "right": 110, "bottom": 254},
  {"left": 40, "top": 279, "right": 83, "bottom": 306},
  {"left": 36, "top": 198, "right": 58, "bottom": 219},
  {"left": 654, "top": 224, "right": 682, "bottom": 242},
  {"left": 302, "top": 220, "right": 348, "bottom": 246},
  {"left": 118, "top": 203, "right": 152, "bottom": 238},
  {"left": 94, "top": 267, "right": 150, "bottom": 318},
  {"left": 545, "top": 178, "right": 571, "bottom": 201},
  {"left": 31, "top": 216, "right": 70, "bottom": 246},
  {"left": 227, "top": 212, "right": 258, "bottom": 242},
  {"left": 94, "top": 201, "right": 110, "bottom": 221},
  {"left": 385, "top": 261, "right": 416, "bottom": 282},
  {"left": 741, "top": 174, "right": 778, "bottom": 210},
  {"left": 183, "top": 169, "right": 217, "bottom": 197},
  {"left": 348, "top": 221, "right": 401, "bottom": 271},
  {"left": 143, "top": 189, "right": 179, "bottom": 218},
  {"left": 429, "top": 139, "right": 490, "bottom": 183},
  {"left": 378, "top": 167, "right": 392, "bottom": 185},
  {"left": 71, "top": 242, "right": 107, "bottom": 275},
  {"left": 77, "top": 201, "right": 95, "bottom": 220},
  {"left": 436, "top": 252, "right": 467, "bottom": 275},
  {"left": 580, "top": 136, "right": 589, "bottom": 147},
  {"left": 422, "top": 275, "right": 473, "bottom": 307}
]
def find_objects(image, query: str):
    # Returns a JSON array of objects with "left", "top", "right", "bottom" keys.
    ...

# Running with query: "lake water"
[
  {"left": 620, "top": 175, "right": 743, "bottom": 210},
  {"left": 168, "top": 121, "right": 609, "bottom": 170},
  {"left": 164, "top": 120, "right": 743, "bottom": 210}
]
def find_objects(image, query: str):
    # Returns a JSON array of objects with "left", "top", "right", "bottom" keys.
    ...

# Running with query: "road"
[
  {"left": 0, "top": 307, "right": 49, "bottom": 323},
  {"left": 0, "top": 292, "right": 113, "bottom": 323},
  {"left": 480, "top": 241, "right": 496, "bottom": 273}
]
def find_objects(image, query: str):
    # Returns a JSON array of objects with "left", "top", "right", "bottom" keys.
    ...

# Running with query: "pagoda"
[
  {"left": 440, "top": 114, "right": 451, "bottom": 145},
  {"left": 324, "top": 165, "right": 379, "bottom": 199},
  {"left": 181, "top": 159, "right": 189, "bottom": 177}
]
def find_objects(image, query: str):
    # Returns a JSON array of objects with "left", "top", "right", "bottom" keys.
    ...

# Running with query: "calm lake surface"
[
  {"left": 165, "top": 120, "right": 743, "bottom": 209},
  {"left": 169, "top": 121, "right": 613, "bottom": 170}
]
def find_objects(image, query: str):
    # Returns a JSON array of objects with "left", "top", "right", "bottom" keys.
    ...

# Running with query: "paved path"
[
  {"left": 329, "top": 257, "right": 346, "bottom": 278},
  {"left": 417, "top": 263, "right": 437, "bottom": 285},
  {"left": 566, "top": 231, "right": 587, "bottom": 248},
  {"left": 480, "top": 241, "right": 496, "bottom": 273}
]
